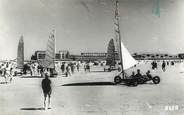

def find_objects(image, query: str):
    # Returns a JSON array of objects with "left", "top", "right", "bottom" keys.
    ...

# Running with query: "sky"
[{"left": 0, "top": 0, "right": 184, "bottom": 60}]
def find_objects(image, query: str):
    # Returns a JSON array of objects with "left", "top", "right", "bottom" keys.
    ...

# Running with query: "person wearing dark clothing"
[
  {"left": 167, "top": 61, "right": 169, "bottom": 66},
  {"left": 130, "top": 71, "right": 135, "bottom": 78},
  {"left": 146, "top": 70, "right": 152, "bottom": 79},
  {"left": 86, "top": 64, "right": 90, "bottom": 72},
  {"left": 151, "top": 61, "right": 156, "bottom": 70},
  {"left": 135, "top": 69, "right": 142, "bottom": 78},
  {"left": 40, "top": 66, "right": 44, "bottom": 77},
  {"left": 61, "top": 64, "right": 65, "bottom": 73},
  {"left": 71, "top": 64, "right": 74, "bottom": 74},
  {"left": 171, "top": 61, "right": 174, "bottom": 66},
  {"left": 155, "top": 62, "right": 157, "bottom": 69},
  {"left": 77, "top": 64, "right": 80, "bottom": 72},
  {"left": 42, "top": 74, "right": 52, "bottom": 110},
  {"left": 162, "top": 61, "right": 166, "bottom": 72}
]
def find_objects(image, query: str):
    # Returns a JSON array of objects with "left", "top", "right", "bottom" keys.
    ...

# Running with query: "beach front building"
[
  {"left": 70, "top": 52, "right": 119, "bottom": 62},
  {"left": 31, "top": 50, "right": 72, "bottom": 61},
  {"left": 31, "top": 50, "right": 181, "bottom": 63},
  {"left": 132, "top": 53, "right": 179, "bottom": 60}
]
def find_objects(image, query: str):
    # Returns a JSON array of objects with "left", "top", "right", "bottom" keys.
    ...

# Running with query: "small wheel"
[
  {"left": 132, "top": 81, "right": 138, "bottom": 86},
  {"left": 114, "top": 76, "right": 122, "bottom": 84},
  {"left": 127, "top": 82, "right": 131, "bottom": 86},
  {"left": 153, "top": 76, "right": 160, "bottom": 84},
  {"left": 138, "top": 78, "right": 144, "bottom": 84}
]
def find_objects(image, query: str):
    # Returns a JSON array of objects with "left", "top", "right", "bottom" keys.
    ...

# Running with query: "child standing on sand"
[{"left": 42, "top": 73, "right": 52, "bottom": 110}]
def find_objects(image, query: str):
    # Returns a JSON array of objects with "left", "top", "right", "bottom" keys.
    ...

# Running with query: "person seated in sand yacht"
[
  {"left": 130, "top": 71, "right": 135, "bottom": 78},
  {"left": 146, "top": 70, "right": 152, "bottom": 79},
  {"left": 135, "top": 69, "right": 142, "bottom": 78}
]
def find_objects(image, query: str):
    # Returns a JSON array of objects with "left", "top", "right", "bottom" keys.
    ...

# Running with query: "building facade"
[
  {"left": 59, "top": 50, "right": 70, "bottom": 59},
  {"left": 32, "top": 50, "right": 70, "bottom": 60}
]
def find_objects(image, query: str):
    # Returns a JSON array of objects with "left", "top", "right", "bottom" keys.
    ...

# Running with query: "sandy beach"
[{"left": 0, "top": 61, "right": 184, "bottom": 115}]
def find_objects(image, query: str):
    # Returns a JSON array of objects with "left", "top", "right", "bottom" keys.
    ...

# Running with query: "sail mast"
[
  {"left": 114, "top": 0, "right": 124, "bottom": 78},
  {"left": 52, "top": 29, "right": 56, "bottom": 70}
]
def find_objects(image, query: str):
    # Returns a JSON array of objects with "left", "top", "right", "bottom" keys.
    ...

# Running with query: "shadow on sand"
[
  {"left": 0, "top": 82, "right": 7, "bottom": 84},
  {"left": 21, "top": 76, "right": 43, "bottom": 78},
  {"left": 20, "top": 107, "right": 45, "bottom": 111},
  {"left": 89, "top": 71, "right": 106, "bottom": 73},
  {"left": 62, "top": 82, "right": 115, "bottom": 86}
]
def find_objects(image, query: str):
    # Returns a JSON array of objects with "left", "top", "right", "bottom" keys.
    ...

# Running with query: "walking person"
[
  {"left": 61, "top": 63, "right": 65, "bottom": 73},
  {"left": 65, "top": 65, "right": 71, "bottom": 77},
  {"left": 86, "top": 64, "right": 90, "bottom": 72},
  {"left": 76, "top": 63, "right": 80, "bottom": 72},
  {"left": 84, "top": 63, "right": 87, "bottom": 72},
  {"left": 42, "top": 73, "right": 52, "bottom": 110},
  {"left": 71, "top": 64, "right": 74, "bottom": 74}
]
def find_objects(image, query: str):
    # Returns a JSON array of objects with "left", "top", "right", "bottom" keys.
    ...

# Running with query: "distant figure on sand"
[
  {"left": 162, "top": 61, "right": 166, "bottom": 72},
  {"left": 151, "top": 61, "right": 157, "bottom": 70},
  {"left": 76, "top": 63, "right": 80, "bottom": 72},
  {"left": 65, "top": 65, "right": 71, "bottom": 77},
  {"left": 61, "top": 63, "right": 65, "bottom": 73},
  {"left": 84, "top": 63, "right": 87, "bottom": 72},
  {"left": 171, "top": 61, "right": 174, "bottom": 66},
  {"left": 42, "top": 73, "right": 52, "bottom": 110},
  {"left": 86, "top": 64, "right": 90, "bottom": 72},
  {"left": 70, "top": 64, "right": 74, "bottom": 74}
]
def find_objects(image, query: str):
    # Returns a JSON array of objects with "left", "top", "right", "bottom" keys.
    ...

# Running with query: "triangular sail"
[
  {"left": 120, "top": 41, "right": 137, "bottom": 70},
  {"left": 17, "top": 35, "right": 24, "bottom": 69},
  {"left": 43, "top": 30, "right": 55, "bottom": 69}
]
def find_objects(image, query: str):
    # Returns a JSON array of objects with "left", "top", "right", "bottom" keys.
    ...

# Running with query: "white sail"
[
  {"left": 44, "top": 31, "right": 55, "bottom": 69},
  {"left": 17, "top": 35, "right": 24, "bottom": 69},
  {"left": 120, "top": 41, "right": 137, "bottom": 70}
]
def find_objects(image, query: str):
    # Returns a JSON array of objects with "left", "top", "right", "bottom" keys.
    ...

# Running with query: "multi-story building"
[
  {"left": 34, "top": 51, "right": 46, "bottom": 60},
  {"left": 32, "top": 50, "right": 70, "bottom": 60},
  {"left": 80, "top": 52, "right": 107, "bottom": 61},
  {"left": 133, "top": 53, "right": 179, "bottom": 60},
  {"left": 59, "top": 50, "right": 70, "bottom": 59}
]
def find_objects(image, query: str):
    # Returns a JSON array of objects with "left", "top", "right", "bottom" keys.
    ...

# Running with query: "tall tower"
[{"left": 17, "top": 35, "right": 24, "bottom": 69}]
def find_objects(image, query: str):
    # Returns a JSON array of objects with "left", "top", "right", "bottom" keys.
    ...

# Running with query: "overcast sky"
[{"left": 0, "top": 0, "right": 184, "bottom": 60}]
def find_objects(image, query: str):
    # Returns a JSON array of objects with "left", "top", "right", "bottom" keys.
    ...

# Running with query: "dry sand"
[{"left": 0, "top": 61, "right": 184, "bottom": 115}]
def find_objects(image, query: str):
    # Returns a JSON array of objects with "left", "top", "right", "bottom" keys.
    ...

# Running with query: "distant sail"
[
  {"left": 17, "top": 36, "right": 24, "bottom": 69},
  {"left": 120, "top": 41, "right": 137, "bottom": 70},
  {"left": 43, "top": 31, "right": 55, "bottom": 69},
  {"left": 106, "top": 39, "right": 116, "bottom": 66}
]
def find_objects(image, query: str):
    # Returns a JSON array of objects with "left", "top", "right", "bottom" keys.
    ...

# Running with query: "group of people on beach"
[
  {"left": 60, "top": 62, "right": 80, "bottom": 77},
  {"left": 60, "top": 62, "right": 91, "bottom": 77},
  {"left": 151, "top": 60, "right": 176, "bottom": 72},
  {"left": 0, "top": 62, "right": 14, "bottom": 83}
]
